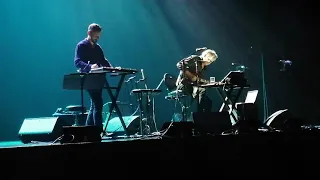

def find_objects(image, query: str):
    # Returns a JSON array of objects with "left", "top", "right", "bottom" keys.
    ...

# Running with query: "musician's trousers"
[
  {"left": 86, "top": 89, "right": 104, "bottom": 131},
  {"left": 192, "top": 87, "right": 212, "bottom": 112}
]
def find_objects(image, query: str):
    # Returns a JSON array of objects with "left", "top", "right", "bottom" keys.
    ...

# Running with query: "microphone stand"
[
  {"left": 143, "top": 78, "right": 152, "bottom": 135},
  {"left": 261, "top": 50, "right": 269, "bottom": 122},
  {"left": 179, "top": 48, "right": 202, "bottom": 83},
  {"left": 133, "top": 78, "right": 142, "bottom": 112},
  {"left": 179, "top": 48, "right": 201, "bottom": 121},
  {"left": 155, "top": 74, "right": 166, "bottom": 90},
  {"left": 180, "top": 59, "right": 188, "bottom": 122},
  {"left": 194, "top": 59, "right": 201, "bottom": 112},
  {"left": 135, "top": 76, "right": 152, "bottom": 135},
  {"left": 125, "top": 79, "right": 136, "bottom": 114}
]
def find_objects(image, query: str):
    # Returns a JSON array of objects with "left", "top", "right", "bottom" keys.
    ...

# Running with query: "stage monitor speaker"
[
  {"left": 192, "top": 112, "right": 232, "bottom": 135},
  {"left": 161, "top": 121, "right": 195, "bottom": 138},
  {"left": 18, "top": 117, "right": 68, "bottom": 143},
  {"left": 60, "top": 125, "right": 101, "bottom": 144},
  {"left": 104, "top": 115, "right": 140, "bottom": 136},
  {"left": 264, "top": 109, "right": 302, "bottom": 132}
]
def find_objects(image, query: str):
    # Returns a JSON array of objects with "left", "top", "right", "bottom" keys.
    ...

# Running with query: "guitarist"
[{"left": 175, "top": 49, "right": 218, "bottom": 112}]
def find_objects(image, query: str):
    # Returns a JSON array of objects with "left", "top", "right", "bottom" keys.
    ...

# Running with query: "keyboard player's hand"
[{"left": 91, "top": 64, "right": 99, "bottom": 69}]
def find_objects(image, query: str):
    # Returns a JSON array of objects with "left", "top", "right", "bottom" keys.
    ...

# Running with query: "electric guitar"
[{"left": 181, "top": 70, "right": 209, "bottom": 85}]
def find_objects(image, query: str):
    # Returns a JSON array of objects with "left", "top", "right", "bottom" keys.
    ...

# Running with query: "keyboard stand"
[
  {"left": 217, "top": 86, "right": 246, "bottom": 124},
  {"left": 102, "top": 73, "right": 129, "bottom": 136}
]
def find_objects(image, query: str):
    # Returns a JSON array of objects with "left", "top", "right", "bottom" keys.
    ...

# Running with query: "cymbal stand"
[
  {"left": 133, "top": 70, "right": 153, "bottom": 135},
  {"left": 142, "top": 73, "right": 153, "bottom": 135},
  {"left": 124, "top": 78, "right": 136, "bottom": 114}
]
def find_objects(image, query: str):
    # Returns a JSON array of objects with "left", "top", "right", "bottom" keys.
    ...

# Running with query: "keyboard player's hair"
[
  {"left": 88, "top": 23, "right": 102, "bottom": 32},
  {"left": 200, "top": 49, "right": 218, "bottom": 60}
]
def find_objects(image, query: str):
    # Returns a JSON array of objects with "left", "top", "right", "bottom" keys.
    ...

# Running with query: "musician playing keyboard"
[
  {"left": 175, "top": 48, "right": 218, "bottom": 112},
  {"left": 74, "top": 23, "right": 112, "bottom": 132}
]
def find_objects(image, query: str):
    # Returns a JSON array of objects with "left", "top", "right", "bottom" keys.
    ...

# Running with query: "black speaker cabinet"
[
  {"left": 192, "top": 111, "right": 232, "bottom": 135},
  {"left": 60, "top": 125, "right": 102, "bottom": 144},
  {"left": 18, "top": 117, "right": 68, "bottom": 143},
  {"left": 160, "top": 121, "right": 195, "bottom": 138},
  {"left": 234, "top": 103, "right": 261, "bottom": 132}
]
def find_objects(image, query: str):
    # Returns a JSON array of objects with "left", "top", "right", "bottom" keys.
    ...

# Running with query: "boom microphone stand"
[
  {"left": 260, "top": 47, "right": 269, "bottom": 122},
  {"left": 178, "top": 47, "right": 207, "bottom": 121}
]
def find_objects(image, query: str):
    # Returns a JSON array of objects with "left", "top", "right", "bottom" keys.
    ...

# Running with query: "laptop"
[
  {"left": 244, "top": 90, "right": 258, "bottom": 104},
  {"left": 233, "top": 90, "right": 258, "bottom": 108},
  {"left": 220, "top": 71, "right": 242, "bottom": 82}
]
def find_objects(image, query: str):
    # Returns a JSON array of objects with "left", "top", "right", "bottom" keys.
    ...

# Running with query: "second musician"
[{"left": 175, "top": 49, "right": 218, "bottom": 112}]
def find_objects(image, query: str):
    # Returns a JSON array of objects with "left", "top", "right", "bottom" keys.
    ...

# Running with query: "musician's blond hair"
[{"left": 200, "top": 49, "right": 218, "bottom": 60}]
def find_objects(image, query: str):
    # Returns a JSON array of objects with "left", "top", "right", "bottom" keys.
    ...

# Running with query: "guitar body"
[
  {"left": 181, "top": 70, "right": 209, "bottom": 84},
  {"left": 184, "top": 70, "right": 198, "bottom": 82}
]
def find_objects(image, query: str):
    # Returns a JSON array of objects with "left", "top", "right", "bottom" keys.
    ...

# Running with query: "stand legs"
[{"left": 135, "top": 92, "right": 158, "bottom": 136}]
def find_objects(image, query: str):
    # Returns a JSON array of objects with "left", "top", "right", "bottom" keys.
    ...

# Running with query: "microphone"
[
  {"left": 196, "top": 47, "right": 208, "bottom": 52},
  {"left": 279, "top": 60, "right": 292, "bottom": 65},
  {"left": 279, "top": 60, "right": 292, "bottom": 72},
  {"left": 125, "top": 76, "right": 136, "bottom": 83},
  {"left": 141, "top": 69, "right": 145, "bottom": 80}
]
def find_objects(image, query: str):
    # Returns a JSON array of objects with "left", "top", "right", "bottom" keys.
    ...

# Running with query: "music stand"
[{"left": 63, "top": 73, "right": 106, "bottom": 124}]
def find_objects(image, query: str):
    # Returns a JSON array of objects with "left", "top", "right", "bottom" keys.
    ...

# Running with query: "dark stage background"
[{"left": 0, "top": 0, "right": 318, "bottom": 141}]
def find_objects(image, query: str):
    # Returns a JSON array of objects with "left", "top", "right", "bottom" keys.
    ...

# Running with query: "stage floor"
[
  {"left": 1, "top": 131, "right": 320, "bottom": 178},
  {"left": 0, "top": 134, "right": 161, "bottom": 148}
]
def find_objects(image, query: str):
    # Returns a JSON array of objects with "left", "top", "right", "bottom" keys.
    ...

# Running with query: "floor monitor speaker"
[
  {"left": 60, "top": 125, "right": 101, "bottom": 144},
  {"left": 18, "top": 117, "right": 67, "bottom": 143},
  {"left": 104, "top": 115, "right": 140, "bottom": 136}
]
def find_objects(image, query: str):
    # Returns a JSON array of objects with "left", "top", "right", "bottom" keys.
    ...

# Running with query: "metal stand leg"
[
  {"left": 103, "top": 74, "right": 129, "bottom": 136},
  {"left": 73, "top": 114, "right": 79, "bottom": 126},
  {"left": 181, "top": 97, "right": 188, "bottom": 122},
  {"left": 80, "top": 75, "right": 85, "bottom": 126},
  {"left": 217, "top": 87, "right": 244, "bottom": 124},
  {"left": 137, "top": 92, "right": 144, "bottom": 135}
]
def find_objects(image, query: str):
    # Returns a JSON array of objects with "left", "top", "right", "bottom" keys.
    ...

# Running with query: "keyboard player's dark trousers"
[
  {"left": 86, "top": 89, "right": 104, "bottom": 131},
  {"left": 193, "top": 87, "right": 212, "bottom": 112},
  {"left": 181, "top": 83, "right": 212, "bottom": 112}
]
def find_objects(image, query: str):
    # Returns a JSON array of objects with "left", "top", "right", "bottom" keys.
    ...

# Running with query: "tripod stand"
[{"left": 130, "top": 70, "right": 161, "bottom": 135}]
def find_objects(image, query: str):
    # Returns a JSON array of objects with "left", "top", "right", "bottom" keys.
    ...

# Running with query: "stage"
[{"left": 1, "top": 130, "right": 320, "bottom": 178}]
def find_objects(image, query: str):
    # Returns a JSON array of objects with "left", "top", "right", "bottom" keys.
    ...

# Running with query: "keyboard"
[{"left": 89, "top": 67, "right": 138, "bottom": 74}]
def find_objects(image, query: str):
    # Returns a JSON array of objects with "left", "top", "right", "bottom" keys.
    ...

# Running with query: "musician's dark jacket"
[
  {"left": 74, "top": 38, "right": 112, "bottom": 72},
  {"left": 176, "top": 55, "right": 207, "bottom": 94},
  {"left": 176, "top": 55, "right": 207, "bottom": 81}
]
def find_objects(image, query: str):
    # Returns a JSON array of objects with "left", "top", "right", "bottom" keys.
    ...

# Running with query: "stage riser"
[{"left": 1, "top": 133, "right": 320, "bottom": 178}]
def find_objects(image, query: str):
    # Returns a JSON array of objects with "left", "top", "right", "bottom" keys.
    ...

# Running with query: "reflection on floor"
[{"left": 0, "top": 134, "right": 162, "bottom": 149}]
